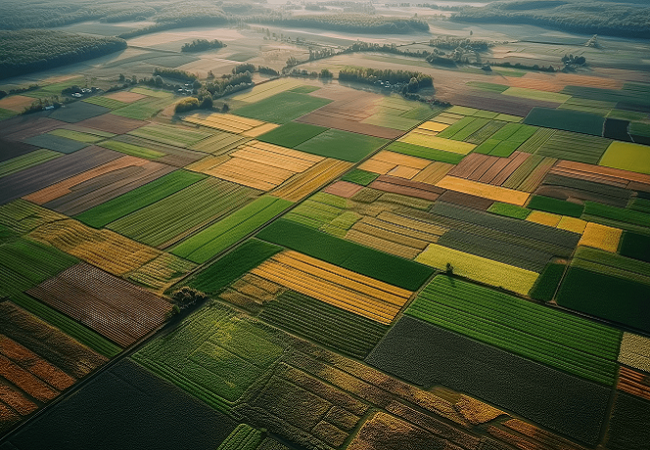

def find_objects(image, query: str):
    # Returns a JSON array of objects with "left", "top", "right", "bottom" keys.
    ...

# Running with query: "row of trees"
[
  {"left": 0, "top": 30, "right": 126, "bottom": 80},
  {"left": 249, "top": 14, "right": 429, "bottom": 34},
  {"left": 339, "top": 68, "right": 433, "bottom": 90},
  {"left": 452, "top": 1, "right": 650, "bottom": 39}
]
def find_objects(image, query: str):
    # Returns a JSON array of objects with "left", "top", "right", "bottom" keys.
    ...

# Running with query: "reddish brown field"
[
  {"left": 1, "top": 117, "right": 67, "bottom": 140},
  {"left": 436, "top": 190, "right": 494, "bottom": 210},
  {"left": 617, "top": 366, "right": 650, "bottom": 401},
  {"left": 368, "top": 175, "right": 444, "bottom": 201},
  {"left": 77, "top": 114, "right": 148, "bottom": 134},
  {"left": 323, "top": 181, "right": 364, "bottom": 198},
  {"left": 449, "top": 151, "right": 530, "bottom": 187},
  {"left": 27, "top": 263, "right": 172, "bottom": 348},
  {"left": 0, "top": 95, "right": 36, "bottom": 112},
  {"left": 446, "top": 90, "right": 561, "bottom": 117},
  {"left": 103, "top": 91, "right": 147, "bottom": 103}
]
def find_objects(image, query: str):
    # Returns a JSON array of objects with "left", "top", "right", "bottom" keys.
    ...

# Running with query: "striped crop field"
[
  {"left": 76, "top": 170, "right": 206, "bottom": 228},
  {"left": 619, "top": 333, "right": 650, "bottom": 373},
  {"left": 0, "top": 200, "right": 67, "bottom": 235},
  {"left": 172, "top": 196, "right": 292, "bottom": 263},
  {"left": 533, "top": 130, "right": 611, "bottom": 165},
  {"left": 83, "top": 96, "right": 128, "bottom": 110},
  {"left": 502, "top": 87, "right": 571, "bottom": 103},
  {"left": 271, "top": 158, "right": 353, "bottom": 202},
  {"left": 98, "top": 140, "right": 165, "bottom": 160},
  {"left": 216, "top": 424, "right": 263, "bottom": 450},
  {"left": 0, "top": 150, "right": 61, "bottom": 179},
  {"left": 230, "top": 78, "right": 303, "bottom": 103},
  {"left": 416, "top": 244, "right": 539, "bottom": 295},
  {"left": 259, "top": 290, "right": 388, "bottom": 359},
  {"left": 436, "top": 117, "right": 490, "bottom": 141},
  {"left": 525, "top": 211, "right": 562, "bottom": 227},
  {"left": 48, "top": 129, "right": 106, "bottom": 143},
  {"left": 249, "top": 250, "right": 413, "bottom": 324},
  {"left": 474, "top": 123, "right": 538, "bottom": 158},
  {"left": 129, "top": 123, "right": 212, "bottom": 148},
  {"left": 284, "top": 192, "right": 347, "bottom": 229},
  {"left": 127, "top": 253, "right": 196, "bottom": 294},
  {"left": 190, "top": 140, "right": 324, "bottom": 191},
  {"left": 578, "top": 222, "right": 622, "bottom": 253},
  {"left": 407, "top": 275, "right": 621, "bottom": 385},
  {"left": 341, "top": 169, "right": 379, "bottom": 186},
  {"left": 435, "top": 176, "right": 530, "bottom": 206},
  {"left": 29, "top": 219, "right": 161, "bottom": 276},
  {"left": 190, "top": 131, "right": 251, "bottom": 155},
  {"left": 111, "top": 96, "right": 176, "bottom": 121},
  {"left": 384, "top": 141, "right": 465, "bottom": 164},
  {"left": 572, "top": 246, "right": 650, "bottom": 286},
  {"left": 358, "top": 150, "right": 432, "bottom": 180},
  {"left": 183, "top": 112, "right": 266, "bottom": 134},
  {"left": 108, "top": 178, "right": 256, "bottom": 248}
]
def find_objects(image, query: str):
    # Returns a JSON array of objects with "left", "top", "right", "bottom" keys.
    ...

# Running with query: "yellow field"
[
  {"left": 358, "top": 150, "right": 435, "bottom": 180},
  {"left": 184, "top": 112, "right": 265, "bottom": 133},
  {"left": 272, "top": 158, "right": 352, "bottom": 202},
  {"left": 618, "top": 332, "right": 650, "bottom": 373},
  {"left": 578, "top": 222, "right": 622, "bottom": 253},
  {"left": 250, "top": 250, "right": 412, "bottom": 324},
  {"left": 435, "top": 176, "right": 530, "bottom": 206},
  {"left": 398, "top": 133, "right": 476, "bottom": 155},
  {"left": 599, "top": 141, "right": 650, "bottom": 175},
  {"left": 189, "top": 131, "right": 250, "bottom": 155},
  {"left": 526, "top": 211, "right": 561, "bottom": 227},
  {"left": 412, "top": 162, "right": 454, "bottom": 185},
  {"left": 190, "top": 141, "right": 324, "bottom": 191},
  {"left": 241, "top": 122, "right": 280, "bottom": 137},
  {"left": 557, "top": 216, "right": 587, "bottom": 234},
  {"left": 416, "top": 244, "right": 538, "bottom": 295},
  {"left": 418, "top": 121, "right": 449, "bottom": 133},
  {"left": 230, "top": 78, "right": 304, "bottom": 103},
  {"left": 29, "top": 219, "right": 160, "bottom": 276}
]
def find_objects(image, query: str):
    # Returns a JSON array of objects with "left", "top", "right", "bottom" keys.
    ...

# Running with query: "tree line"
[
  {"left": 339, "top": 68, "right": 433, "bottom": 90},
  {"left": 0, "top": 30, "right": 126, "bottom": 80},
  {"left": 181, "top": 39, "right": 226, "bottom": 53},
  {"left": 452, "top": 0, "right": 650, "bottom": 39},
  {"left": 248, "top": 14, "right": 429, "bottom": 34}
]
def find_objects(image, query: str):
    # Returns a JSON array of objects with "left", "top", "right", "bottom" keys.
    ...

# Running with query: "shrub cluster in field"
[{"left": 181, "top": 39, "right": 227, "bottom": 53}]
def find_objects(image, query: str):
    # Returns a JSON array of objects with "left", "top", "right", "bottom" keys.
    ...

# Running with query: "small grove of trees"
[
  {"left": 339, "top": 67, "right": 433, "bottom": 90},
  {"left": 181, "top": 39, "right": 227, "bottom": 53}
]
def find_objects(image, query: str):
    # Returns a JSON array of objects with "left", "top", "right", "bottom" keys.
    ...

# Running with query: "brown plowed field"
[
  {"left": 27, "top": 263, "right": 172, "bottom": 348},
  {"left": 77, "top": 114, "right": 148, "bottom": 134}
]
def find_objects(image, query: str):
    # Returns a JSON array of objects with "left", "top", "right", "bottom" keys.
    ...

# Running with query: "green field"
[
  {"left": 48, "top": 129, "right": 107, "bottom": 143},
  {"left": 129, "top": 123, "right": 212, "bottom": 148},
  {"left": 256, "top": 219, "right": 434, "bottom": 291},
  {"left": 97, "top": 140, "right": 165, "bottom": 159},
  {"left": 76, "top": 170, "right": 206, "bottom": 228},
  {"left": 557, "top": 266, "right": 650, "bottom": 333},
  {"left": 295, "top": 129, "right": 387, "bottom": 162},
  {"left": 0, "top": 150, "right": 61, "bottom": 178},
  {"left": 527, "top": 195, "right": 584, "bottom": 218},
  {"left": 83, "top": 96, "right": 128, "bottom": 110},
  {"left": 108, "top": 178, "right": 254, "bottom": 247},
  {"left": 340, "top": 169, "right": 379, "bottom": 186},
  {"left": 0, "top": 108, "right": 18, "bottom": 120},
  {"left": 385, "top": 141, "right": 465, "bottom": 163},
  {"left": 599, "top": 141, "right": 650, "bottom": 175},
  {"left": 619, "top": 231, "right": 650, "bottom": 263},
  {"left": 533, "top": 130, "right": 611, "bottom": 164},
  {"left": 133, "top": 303, "right": 286, "bottom": 412},
  {"left": 572, "top": 247, "right": 650, "bottom": 285},
  {"left": 524, "top": 107, "right": 606, "bottom": 137},
  {"left": 172, "top": 196, "right": 292, "bottom": 263},
  {"left": 233, "top": 91, "right": 331, "bottom": 124},
  {"left": 257, "top": 122, "right": 328, "bottom": 148},
  {"left": 487, "top": 202, "right": 531, "bottom": 219},
  {"left": 24, "top": 134, "right": 89, "bottom": 153},
  {"left": 466, "top": 81, "right": 510, "bottom": 93},
  {"left": 529, "top": 262, "right": 566, "bottom": 301},
  {"left": 110, "top": 96, "right": 175, "bottom": 120},
  {"left": 188, "top": 238, "right": 283, "bottom": 295},
  {"left": 259, "top": 290, "right": 388, "bottom": 359},
  {"left": 583, "top": 201, "right": 650, "bottom": 229},
  {"left": 474, "top": 123, "right": 539, "bottom": 157},
  {"left": 289, "top": 85, "right": 321, "bottom": 94},
  {"left": 217, "top": 424, "right": 263, "bottom": 450},
  {"left": 407, "top": 275, "right": 621, "bottom": 385}
]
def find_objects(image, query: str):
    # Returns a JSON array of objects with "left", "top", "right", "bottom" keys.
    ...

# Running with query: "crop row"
[{"left": 129, "top": 123, "right": 212, "bottom": 148}]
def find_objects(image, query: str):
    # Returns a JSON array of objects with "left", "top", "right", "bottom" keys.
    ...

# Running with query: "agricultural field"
[{"left": 1, "top": 19, "right": 650, "bottom": 450}]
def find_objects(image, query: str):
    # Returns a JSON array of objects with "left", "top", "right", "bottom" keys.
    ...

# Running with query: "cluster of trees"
[
  {"left": 249, "top": 14, "right": 429, "bottom": 34},
  {"left": 180, "top": 39, "right": 226, "bottom": 53},
  {"left": 152, "top": 67, "right": 197, "bottom": 82},
  {"left": 100, "top": 6, "right": 155, "bottom": 23},
  {"left": 339, "top": 68, "right": 433, "bottom": 90},
  {"left": 203, "top": 72, "right": 253, "bottom": 99},
  {"left": 119, "top": 11, "right": 228, "bottom": 39},
  {"left": 0, "top": 30, "right": 126, "bottom": 80},
  {"left": 287, "top": 68, "right": 333, "bottom": 79},
  {"left": 452, "top": 0, "right": 650, "bottom": 39}
]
